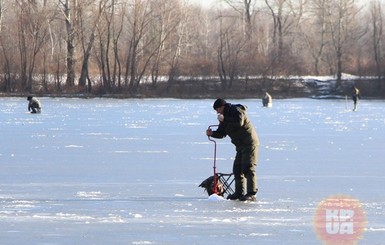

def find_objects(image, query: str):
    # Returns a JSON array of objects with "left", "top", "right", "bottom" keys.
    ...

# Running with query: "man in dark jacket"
[
  {"left": 27, "top": 96, "right": 42, "bottom": 113},
  {"left": 206, "top": 98, "right": 259, "bottom": 201}
]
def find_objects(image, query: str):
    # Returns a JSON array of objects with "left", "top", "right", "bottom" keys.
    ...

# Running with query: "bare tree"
[
  {"left": 0, "top": 0, "right": 3, "bottom": 32},
  {"left": 222, "top": 0, "right": 266, "bottom": 83},
  {"left": 369, "top": 0, "right": 384, "bottom": 83},
  {"left": 179, "top": 5, "right": 217, "bottom": 76},
  {"left": 223, "top": 0, "right": 257, "bottom": 40},
  {"left": 166, "top": 0, "right": 190, "bottom": 85},
  {"left": 95, "top": 0, "right": 125, "bottom": 92},
  {"left": 77, "top": 0, "right": 108, "bottom": 92},
  {"left": 52, "top": 22, "right": 67, "bottom": 92},
  {"left": 59, "top": 0, "right": 77, "bottom": 88},
  {"left": 303, "top": 0, "right": 327, "bottom": 75},
  {"left": 124, "top": 0, "right": 149, "bottom": 90},
  {"left": 124, "top": 0, "right": 165, "bottom": 91},
  {"left": 264, "top": 0, "right": 295, "bottom": 74},
  {"left": 324, "top": 0, "right": 361, "bottom": 89},
  {"left": 0, "top": 0, "right": 11, "bottom": 92},
  {"left": 16, "top": 0, "right": 53, "bottom": 92},
  {"left": 217, "top": 9, "right": 246, "bottom": 90},
  {"left": 148, "top": 0, "right": 182, "bottom": 88}
]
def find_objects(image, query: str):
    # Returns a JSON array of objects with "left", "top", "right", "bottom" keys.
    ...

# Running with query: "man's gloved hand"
[
  {"left": 206, "top": 128, "right": 213, "bottom": 136},
  {"left": 217, "top": 114, "right": 224, "bottom": 122}
]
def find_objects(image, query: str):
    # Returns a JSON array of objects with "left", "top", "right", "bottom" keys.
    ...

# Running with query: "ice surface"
[{"left": 1, "top": 97, "right": 384, "bottom": 244}]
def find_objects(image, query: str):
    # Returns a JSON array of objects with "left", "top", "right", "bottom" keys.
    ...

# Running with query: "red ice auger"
[{"left": 198, "top": 125, "right": 235, "bottom": 197}]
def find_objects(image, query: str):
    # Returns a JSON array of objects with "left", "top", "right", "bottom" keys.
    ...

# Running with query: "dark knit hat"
[{"left": 213, "top": 98, "right": 226, "bottom": 109}]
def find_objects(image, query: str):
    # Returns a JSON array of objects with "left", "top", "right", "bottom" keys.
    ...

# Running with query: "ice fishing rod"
[{"left": 207, "top": 125, "right": 219, "bottom": 194}]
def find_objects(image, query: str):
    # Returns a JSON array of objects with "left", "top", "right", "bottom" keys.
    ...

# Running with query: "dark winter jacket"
[
  {"left": 211, "top": 103, "right": 259, "bottom": 149},
  {"left": 28, "top": 97, "right": 41, "bottom": 110}
]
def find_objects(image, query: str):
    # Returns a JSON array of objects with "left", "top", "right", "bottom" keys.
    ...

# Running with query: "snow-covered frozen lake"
[{"left": 1, "top": 97, "right": 384, "bottom": 244}]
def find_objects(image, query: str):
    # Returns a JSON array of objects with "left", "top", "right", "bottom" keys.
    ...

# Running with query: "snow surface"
[{"left": 1, "top": 97, "right": 384, "bottom": 244}]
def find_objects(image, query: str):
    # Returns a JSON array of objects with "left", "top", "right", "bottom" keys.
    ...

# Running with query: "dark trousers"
[
  {"left": 233, "top": 145, "right": 258, "bottom": 195},
  {"left": 30, "top": 106, "right": 41, "bottom": 113}
]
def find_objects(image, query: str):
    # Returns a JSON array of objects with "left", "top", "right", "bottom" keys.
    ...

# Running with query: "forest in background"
[{"left": 0, "top": 0, "right": 385, "bottom": 98}]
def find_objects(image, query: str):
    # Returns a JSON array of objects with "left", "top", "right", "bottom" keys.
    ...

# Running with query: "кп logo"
[{"left": 313, "top": 195, "right": 366, "bottom": 245}]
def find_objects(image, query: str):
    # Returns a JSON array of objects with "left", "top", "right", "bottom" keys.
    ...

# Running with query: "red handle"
[{"left": 207, "top": 125, "right": 219, "bottom": 194}]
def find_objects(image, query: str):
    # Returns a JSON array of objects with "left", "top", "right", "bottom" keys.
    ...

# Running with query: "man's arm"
[{"left": 207, "top": 124, "right": 226, "bottom": 139}]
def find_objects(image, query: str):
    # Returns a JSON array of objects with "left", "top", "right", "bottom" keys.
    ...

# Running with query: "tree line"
[{"left": 0, "top": 0, "right": 384, "bottom": 96}]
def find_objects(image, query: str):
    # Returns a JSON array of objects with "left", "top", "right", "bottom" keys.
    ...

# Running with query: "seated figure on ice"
[
  {"left": 27, "top": 96, "right": 42, "bottom": 114},
  {"left": 262, "top": 92, "right": 272, "bottom": 107}
]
